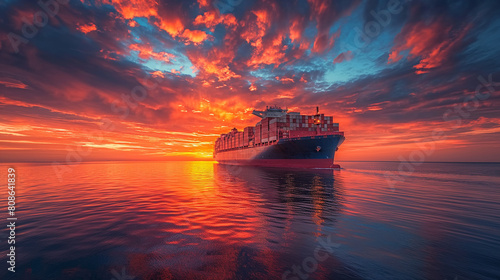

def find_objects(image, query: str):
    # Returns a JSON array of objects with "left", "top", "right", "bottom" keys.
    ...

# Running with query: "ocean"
[{"left": 1, "top": 161, "right": 499, "bottom": 280}]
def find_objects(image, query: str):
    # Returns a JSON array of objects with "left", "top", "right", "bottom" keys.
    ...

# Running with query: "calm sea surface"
[{"left": 1, "top": 161, "right": 499, "bottom": 280}]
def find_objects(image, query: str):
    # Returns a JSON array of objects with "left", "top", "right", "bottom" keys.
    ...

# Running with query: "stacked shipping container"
[
  {"left": 243, "top": 127, "right": 254, "bottom": 147},
  {"left": 261, "top": 117, "right": 269, "bottom": 143},
  {"left": 255, "top": 122, "right": 261, "bottom": 144},
  {"left": 215, "top": 113, "right": 341, "bottom": 152}
]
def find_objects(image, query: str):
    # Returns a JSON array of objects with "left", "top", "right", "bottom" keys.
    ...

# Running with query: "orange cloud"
[
  {"left": 275, "top": 76, "right": 295, "bottom": 84},
  {"left": 76, "top": 22, "right": 97, "bottom": 34},
  {"left": 289, "top": 17, "right": 305, "bottom": 43},
  {"left": 128, "top": 20, "right": 138, "bottom": 27},
  {"left": 388, "top": 50, "right": 402, "bottom": 64},
  {"left": 101, "top": 0, "right": 158, "bottom": 19},
  {"left": 179, "top": 29, "right": 212, "bottom": 45},
  {"left": 194, "top": 10, "right": 237, "bottom": 31},
  {"left": 129, "top": 43, "right": 175, "bottom": 63},
  {"left": 191, "top": 55, "right": 240, "bottom": 81},
  {"left": 150, "top": 71, "right": 165, "bottom": 78},
  {"left": 240, "top": 10, "right": 289, "bottom": 68},
  {"left": 98, "top": 0, "right": 186, "bottom": 39},
  {"left": 197, "top": 0, "right": 210, "bottom": 8},
  {"left": 0, "top": 78, "right": 29, "bottom": 89},
  {"left": 307, "top": 0, "right": 358, "bottom": 53},
  {"left": 240, "top": 9, "right": 271, "bottom": 50},
  {"left": 389, "top": 18, "right": 472, "bottom": 73},
  {"left": 247, "top": 33, "right": 287, "bottom": 68},
  {"left": 307, "top": 0, "right": 329, "bottom": 15},
  {"left": 186, "top": 30, "right": 240, "bottom": 81},
  {"left": 312, "top": 29, "right": 340, "bottom": 53},
  {"left": 156, "top": 16, "right": 185, "bottom": 37}
]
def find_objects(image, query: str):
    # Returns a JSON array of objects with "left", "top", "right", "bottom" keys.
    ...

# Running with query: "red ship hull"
[{"left": 217, "top": 159, "right": 341, "bottom": 169}]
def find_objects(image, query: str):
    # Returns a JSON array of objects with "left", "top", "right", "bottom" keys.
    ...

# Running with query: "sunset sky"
[{"left": 1, "top": 0, "right": 499, "bottom": 163}]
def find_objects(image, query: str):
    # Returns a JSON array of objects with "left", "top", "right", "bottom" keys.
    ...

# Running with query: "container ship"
[{"left": 213, "top": 106, "right": 345, "bottom": 168}]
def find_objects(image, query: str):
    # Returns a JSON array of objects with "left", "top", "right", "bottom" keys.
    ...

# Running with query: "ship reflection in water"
[{"left": 1, "top": 161, "right": 499, "bottom": 279}]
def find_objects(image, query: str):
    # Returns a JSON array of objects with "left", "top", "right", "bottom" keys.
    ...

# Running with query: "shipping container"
[
  {"left": 255, "top": 124, "right": 262, "bottom": 144},
  {"left": 244, "top": 126, "right": 254, "bottom": 134}
]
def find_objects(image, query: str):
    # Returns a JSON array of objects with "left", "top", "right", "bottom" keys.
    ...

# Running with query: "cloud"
[
  {"left": 308, "top": 0, "right": 361, "bottom": 53},
  {"left": 387, "top": 2, "right": 479, "bottom": 74},
  {"left": 333, "top": 50, "right": 353, "bottom": 64},
  {"left": 0, "top": 78, "right": 29, "bottom": 89},
  {"left": 387, "top": 50, "right": 402, "bottom": 64},
  {"left": 76, "top": 22, "right": 97, "bottom": 34},
  {"left": 129, "top": 43, "right": 175, "bottom": 63},
  {"left": 194, "top": 10, "right": 237, "bottom": 31},
  {"left": 179, "top": 29, "right": 212, "bottom": 45}
]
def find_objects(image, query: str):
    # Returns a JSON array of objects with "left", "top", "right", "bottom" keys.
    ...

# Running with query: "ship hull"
[{"left": 214, "top": 134, "right": 345, "bottom": 168}]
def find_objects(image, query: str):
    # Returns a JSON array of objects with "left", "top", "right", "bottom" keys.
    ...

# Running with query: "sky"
[{"left": 0, "top": 0, "right": 499, "bottom": 163}]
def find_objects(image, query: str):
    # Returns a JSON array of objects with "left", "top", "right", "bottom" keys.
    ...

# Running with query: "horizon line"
[{"left": 1, "top": 160, "right": 499, "bottom": 164}]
